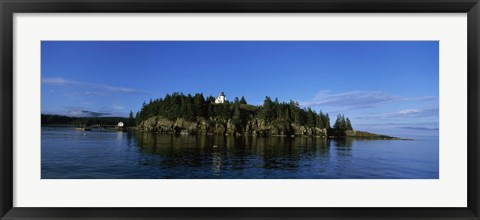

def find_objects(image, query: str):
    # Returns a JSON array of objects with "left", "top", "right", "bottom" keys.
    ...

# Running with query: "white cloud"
[
  {"left": 112, "top": 105, "right": 124, "bottom": 110},
  {"left": 300, "top": 90, "right": 435, "bottom": 111},
  {"left": 66, "top": 110, "right": 111, "bottom": 117},
  {"left": 397, "top": 109, "right": 422, "bottom": 115},
  {"left": 357, "top": 107, "right": 439, "bottom": 119},
  {"left": 42, "top": 77, "right": 149, "bottom": 95}
]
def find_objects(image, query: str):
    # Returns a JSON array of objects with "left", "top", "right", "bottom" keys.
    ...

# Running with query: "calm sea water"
[{"left": 41, "top": 127, "right": 438, "bottom": 179}]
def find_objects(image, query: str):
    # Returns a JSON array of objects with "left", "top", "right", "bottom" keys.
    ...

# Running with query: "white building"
[
  {"left": 215, "top": 92, "right": 226, "bottom": 104},
  {"left": 117, "top": 122, "right": 124, "bottom": 127}
]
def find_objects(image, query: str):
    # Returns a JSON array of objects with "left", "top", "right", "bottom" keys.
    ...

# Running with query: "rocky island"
[{"left": 134, "top": 92, "right": 406, "bottom": 140}]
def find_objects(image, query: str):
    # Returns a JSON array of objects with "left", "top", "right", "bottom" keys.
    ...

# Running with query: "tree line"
[
  {"left": 135, "top": 92, "right": 354, "bottom": 132},
  {"left": 41, "top": 114, "right": 132, "bottom": 127}
]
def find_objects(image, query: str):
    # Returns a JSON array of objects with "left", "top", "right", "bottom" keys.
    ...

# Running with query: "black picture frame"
[{"left": 1, "top": 0, "right": 479, "bottom": 219}]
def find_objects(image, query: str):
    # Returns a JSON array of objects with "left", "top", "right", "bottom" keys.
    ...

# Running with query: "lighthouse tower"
[{"left": 215, "top": 92, "right": 226, "bottom": 104}]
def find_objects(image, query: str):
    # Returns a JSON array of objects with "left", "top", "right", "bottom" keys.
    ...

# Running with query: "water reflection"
[
  {"left": 134, "top": 133, "right": 333, "bottom": 178},
  {"left": 334, "top": 138, "right": 353, "bottom": 156},
  {"left": 116, "top": 131, "right": 123, "bottom": 141},
  {"left": 41, "top": 127, "right": 439, "bottom": 179}
]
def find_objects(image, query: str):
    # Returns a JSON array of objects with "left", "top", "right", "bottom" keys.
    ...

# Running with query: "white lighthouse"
[{"left": 215, "top": 92, "right": 226, "bottom": 104}]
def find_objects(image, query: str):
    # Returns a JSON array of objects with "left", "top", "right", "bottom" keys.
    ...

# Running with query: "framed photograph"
[{"left": 1, "top": 0, "right": 479, "bottom": 219}]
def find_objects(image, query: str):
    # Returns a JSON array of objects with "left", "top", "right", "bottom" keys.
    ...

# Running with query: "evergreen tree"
[
  {"left": 184, "top": 99, "right": 194, "bottom": 121},
  {"left": 306, "top": 108, "right": 316, "bottom": 127},
  {"left": 277, "top": 105, "right": 283, "bottom": 121},
  {"left": 128, "top": 110, "right": 135, "bottom": 126},
  {"left": 233, "top": 103, "right": 242, "bottom": 129},
  {"left": 261, "top": 96, "right": 273, "bottom": 121},
  {"left": 316, "top": 113, "right": 324, "bottom": 129},
  {"left": 346, "top": 117, "right": 353, "bottom": 130},
  {"left": 294, "top": 110, "right": 304, "bottom": 125},
  {"left": 333, "top": 114, "right": 342, "bottom": 130},
  {"left": 333, "top": 114, "right": 351, "bottom": 131},
  {"left": 206, "top": 96, "right": 216, "bottom": 117},
  {"left": 223, "top": 102, "right": 231, "bottom": 118},
  {"left": 240, "top": 96, "right": 247, "bottom": 104},
  {"left": 325, "top": 113, "right": 330, "bottom": 129},
  {"left": 193, "top": 93, "right": 205, "bottom": 118},
  {"left": 284, "top": 108, "right": 291, "bottom": 122},
  {"left": 135, "top": 111, "right": 141, "bottom": 125}
]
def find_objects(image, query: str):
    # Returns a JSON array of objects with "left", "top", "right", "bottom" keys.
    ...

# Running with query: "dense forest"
[{"left": 135, "top": 92, "right": 354, "bottom": 136}]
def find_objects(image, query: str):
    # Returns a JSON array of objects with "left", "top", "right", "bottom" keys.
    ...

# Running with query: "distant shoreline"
[
  {"left": 41, "top": 112, "right": 411, "bottom": 140},
  {"left": 42, "top": 124, "right": 410, "bottom": 140}
]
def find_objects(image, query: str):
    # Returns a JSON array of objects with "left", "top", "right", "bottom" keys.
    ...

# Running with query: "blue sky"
[{"left": 41, "top": 41, "right": 438, "bottom": 136}]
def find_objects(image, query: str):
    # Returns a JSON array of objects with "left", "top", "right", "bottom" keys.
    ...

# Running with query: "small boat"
[{"left": 75, "top": 127, "right": 91, "bottom": 131}]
